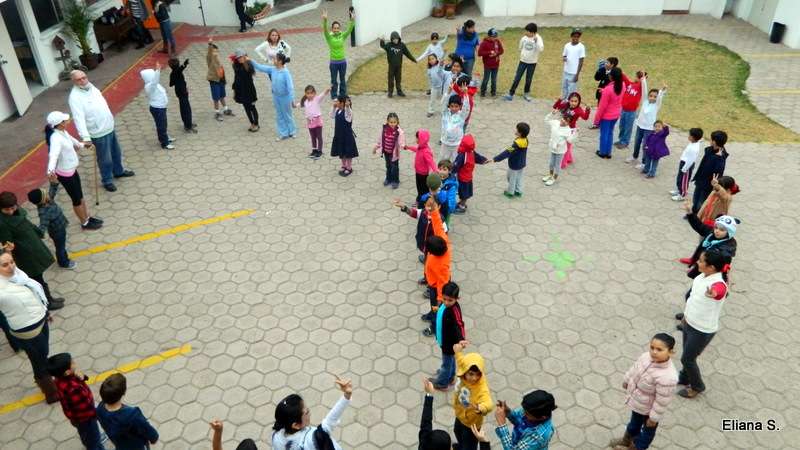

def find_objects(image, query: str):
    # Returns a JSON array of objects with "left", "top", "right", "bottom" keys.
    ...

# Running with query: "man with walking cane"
[{"left": 68, "top": 70, "right": 135, "bottom": 193}]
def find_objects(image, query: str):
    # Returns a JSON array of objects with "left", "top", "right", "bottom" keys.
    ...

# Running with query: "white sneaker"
[
  {"left": 523, "top": 95, "right": 533, "bottom": 102},
  {"left": 544, "top": 178, "right": 555, "bottom": 186},
  {"left": 669, "top": 190, "right": 679, "bottom": 195},
  {"left": 625, "top": 156, "right": 635, "bottom": 163},
  {"left": 164, "top": 144, "right": 175, "bottom": 150},
  {"left": 542, "top": 174, "right": 552, "bottom": 182},
  {"left": 671, "top": 195, "right": 684, "bottom": 201},
  {"left": 635, "top": 163, "right": 645, "bottom": 169}
]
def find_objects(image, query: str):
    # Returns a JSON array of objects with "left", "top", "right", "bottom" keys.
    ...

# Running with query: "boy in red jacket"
[
  {"left": 48, "top": 353, "right": 104, "bottom": 450},
  {"left": 452, "top": 134, "right": 489, "bottom": 214},
  {"left": 477, "top": 28, "right": 504, "bottom": 97},
  {"left": 615, "top": 70, "right": 646, "bottom": 150}
]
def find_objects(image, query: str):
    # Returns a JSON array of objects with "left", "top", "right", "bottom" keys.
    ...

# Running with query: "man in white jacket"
[{"left": 68, "top": 70, "right": 135, "bottom": 192}]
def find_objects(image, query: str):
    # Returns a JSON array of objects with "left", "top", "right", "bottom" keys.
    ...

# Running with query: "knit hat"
[
  {"left": 46, "top": 111, "right": 69, "bottom": 128},
  {"left": 488, "top": 28, "right": 498, "bottom": 37},
  {"left": 426, "top": 173, "right": 442, "bottom": 191},
  {"left": 522, "top": 390, "right": 557, "bottom": 416},
  {"left": 47, "top": 353, "right": 73, "bottom": 378},
  {"left": 27, "top": 188, "right": 45, "bottom": 206},
  {"left": 714, "top": 215, "right": 739, "bottom": 238}
]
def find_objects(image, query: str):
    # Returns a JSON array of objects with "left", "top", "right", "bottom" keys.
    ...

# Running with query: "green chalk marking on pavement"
[{"left": 523, "top": 236, "right": 578, "bottom": 281}]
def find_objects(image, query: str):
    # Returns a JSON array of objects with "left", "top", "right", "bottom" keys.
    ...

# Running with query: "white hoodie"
[
  {"left": 546, "top": 112, "right": 577, "bottom": 155},
  {"left": 68, "top": 82, "right": 115, "bottom": 140},
  {"left": 140, "top": 68, "right": 168, "bottom": 108}
]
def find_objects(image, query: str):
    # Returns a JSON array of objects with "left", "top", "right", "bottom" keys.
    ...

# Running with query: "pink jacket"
[
  {"left": 301, "top": 94, "right": 326, "bottom": 128},
  {"left": 404, "top": 129, "right": 437, "bottom": 175},
  {"left": 623, "top": 352, "right": 678, "bottom": 422},
  {"left": 594, "top": 82, "right": 625, "bottom": 121}
]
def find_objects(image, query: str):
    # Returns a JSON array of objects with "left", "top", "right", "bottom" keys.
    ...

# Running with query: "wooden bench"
[{"left": 93, "top": 15, "right": 134, "bottom": 51}]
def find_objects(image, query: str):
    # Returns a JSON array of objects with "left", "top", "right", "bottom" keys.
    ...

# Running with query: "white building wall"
[
  {"left": 168, "top": 0, "right": 241, "bottom": 27},
  {"left": 689, "top": 0, "right": 727, "bottom": 18},
  {"left": 351, "top": 0, "right": 433, "bottom": 46},
  {"left": 561, "top": 0, "right": 663, "bottom": 15},
  {"left": 773, "top": 0, "right": 800, "bottom": 48},
  {"left": 476, "top": 0, "right": 537, "bottom": 16}
]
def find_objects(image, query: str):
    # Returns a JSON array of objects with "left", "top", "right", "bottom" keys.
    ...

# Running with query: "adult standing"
[
  {"left": 250, "top": 54, "right": 297, "bottom": 141},
  {"left": 68, "top": 70, "right": 135, "bottom": 192},
  {"left": 0, "top": 250, "right": 60, "bottom": 404},
  {"left": 254, "top": 29, "right": 293, "bottom": 70},
  {"left": 234, "top": 0, "right": 254, "bottom": 33},
  {"left": 231, "top": 50, "right": 260, "bottom": 132},
  {"left": 126, "top": 0, "right": 154, "bottom": 49},
  {"left": 322, "top": 9, "right": 355, "bottom": 99},
  {"left": 455, "top": 20, "right": 480, "bottom": 76},
  {"left": 594, "top": 67, "right": 625, "bottom": 159},
  {"left": 0, "top": 192, "right": 64, "bottom": 308},
  {"left": 45, "top": 111, "right": 103, "bottom": 230},
  {"left": 152, "top": 0, "right": 176, "bottom": 55}
]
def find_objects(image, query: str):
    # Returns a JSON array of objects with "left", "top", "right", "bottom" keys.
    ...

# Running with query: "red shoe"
[{"left": 678, "top": 258, "right": 694, "bottom": 266}]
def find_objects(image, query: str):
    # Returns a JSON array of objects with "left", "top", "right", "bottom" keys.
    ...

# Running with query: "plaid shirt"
[
  {"left": 54, "top": 375, "right": 97, "bottom": 423},
  {"left": 36, "top": 183, "right": 68, "bottom": 237},
  {"left": 495, "top": 410, "right": 554, "bottom": 450}
]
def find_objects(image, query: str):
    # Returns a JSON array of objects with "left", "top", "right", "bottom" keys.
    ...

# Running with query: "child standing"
[
  {"left": 441, "top": 95, "right": 469, "bottom": 162},
  {"left": 168, "top": 58, "right": 197, "bottom": 133},
  {"left": 561, "top": 28, "right": 586, "bottom": 100},
  {"left": 47, "top": 353, "right": 104, "bottom": 450},
  {"left": 379, "top": 31, "right": 417, "bottom": 97},
  {"left": 452, "top": 74, "right": 480, "bottom": 131},
  {"left": 495, "top": 390, "right": 557, "bottom": 449},
  {"left": 97, "top": 373, "right": 160, "bottom": 450},
  {"left": 452, "top": 134, "right": 489, "bottom": 214},
  {"left": 680, "top": 205, "right": 738, "bottom": 280},
  {"left": 691, "top": 130, "right": 729, "bottom": 213},
  {"left": 455, "top": 20, "right": 480, "bottom": 75},
  {"left": 543, "top": 111, "right": 577, "bottom": 186},
  {"left": 299, "top": 85, "right": 330, "bottom": 159},
  {"left": 231, "top": 49, "right": 260, "bottom": 132},
  {"left": 504, "top": 23, "right": 543, "bottom": 102},
  {"left": 422, "top": 197, "right": 451, "bottom": 335},
  {"left": 642, "top": 120, "right": 670, "bottom": 178},
  {"left": 429, "top": 282, "right": 465, "bottom": 386},
  {"left": 451, "top": 340, "right": 494, "bottom": 450},
  {"left": 417, "top": 32, "right": 448, "bottom": 64},
  {"left": 207, "top": 39, "right": 234, "bottom": 122},
  {"left": 492, "top": 122, "right": 530, "bottom": 198},
  {"left": 610, "top": 333, "right": 678, "bottom": 450},
  {"left": 426, "top": 55, "right": 449, "bottom": 118},
  {"left": 631, "top": 78, "right": 666, "bottom": 166},
  {"left": 373, "top": 113, "right": 405, "bottom": 189},
  {"left": 477, "top": 28, "right": 504, "bottom": 97},
  {"left": 615, "top": 70, "right": 646, "bottom": 149},
  {"left": 670, "top": 128, "right": 703, "bottom": 201},
  {"left": 250, "top": 54, "right": 297, "bottom": 141},
  {"left": 404, "top": 129, "right": 438, "bottom": 205},
  {"left": 140, "top": 62, "right": 174, "bottom": 150},
  {"left": 438, "top": 160, "right": 459, "bottom": 226},
  {"left": 27, "top": 184, "right": 73, "bottom": 269},
  {"left": 553, "top": 92, "right": 591, "bottom": 169},
  {"left": 330, "top": 96, "right": 358, "bottom": 176},
  {"left": 695, "top": 175, "right": 739, "bottom": 226},
  {"left": 440, "top": 57, "right": 464, "bottom": 110}
]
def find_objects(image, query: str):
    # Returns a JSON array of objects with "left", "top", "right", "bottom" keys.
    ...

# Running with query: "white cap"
[{"left": 46, "top": 111, "right": 70, "bottom": 127}]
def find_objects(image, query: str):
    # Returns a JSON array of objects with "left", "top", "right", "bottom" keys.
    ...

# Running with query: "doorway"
[{"left": 0, "top": 0, "right": 44, "bottom": 91}]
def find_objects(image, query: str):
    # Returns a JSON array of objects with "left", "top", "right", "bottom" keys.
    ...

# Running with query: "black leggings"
[
  {"left": 242, "top": 102, "right": 259, "bottom": 126},
  {"left": 57, "top": 172, "right": 84, "bottom": 206}
]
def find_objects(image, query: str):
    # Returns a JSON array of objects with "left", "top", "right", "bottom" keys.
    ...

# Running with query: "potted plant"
[
  {"left": 432, "top": 0, "right": 445, "bottom": 17},
  {"left": 246, "top": 1, "right": 272, "bottom": 21},
  {"left": 62, "top": 0, "right": 100, "bottom": 70},
  {"left": 442, "top": 0, "right": 461, "bottom": 19}
]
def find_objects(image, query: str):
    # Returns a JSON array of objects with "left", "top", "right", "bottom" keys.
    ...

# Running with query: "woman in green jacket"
[
  {"left": 0, "top": 192, "right": 63, "bottom": 308},
  {"left": 322, "top": 9, "right": 355, "bottom": 99}
]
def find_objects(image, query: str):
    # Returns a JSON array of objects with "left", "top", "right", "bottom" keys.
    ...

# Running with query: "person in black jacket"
[
  {"left": 429, "top": 282, "right": 465, "bottom": 387},
  {"left": 419, "top": 378, "right": 491, "bottom": 450},
  {"left": 691, "top": 130, "right": 729, "bottom": 213},
  {"left": 380, "top": 31, "right": 417, "bottom": 97},
  {"left": 152, "top": 0, "right": 176, "bottom": 54},
  {"left": 168, "top": 58, "right": 196, "bottom": 133},
  {"left": 231, "top": 50, "right": 259, "bottom": 132},
  {"left": 234, "top": 0, "right": 255, "bottom": 33}
]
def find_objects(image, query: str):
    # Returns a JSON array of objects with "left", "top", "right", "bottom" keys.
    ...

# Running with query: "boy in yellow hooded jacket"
[{"left": 452, "top": 341, "right": 494, "bottom": 450}]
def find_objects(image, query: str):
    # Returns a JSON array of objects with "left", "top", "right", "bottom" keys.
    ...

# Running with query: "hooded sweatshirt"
[
  {"left": 380, "top": 32, "right": 416, "bottom": 67},
  {"left": 140, "top": 69, "right": 168, "bottom": 108},
  {"left": 453, "top": 351, "right": 494, "bottom": 427},
  {"left": 453, "top": 134, "right": 488, "bottom": 183},
  {"left": 441, "top": 102, "right": 470, "bottom": 147},
  {"left": 545, "top": 112, "right": 578, "bottom": 155},
  {"left": 456, "top": 27, "right": 479, "bottom": 61},
  {"left": 477, "top": 37, "right": 504, "bottom": 69},
  {"left": 405, "top": 129, "right": 438, "bottom": 175},
  {"left": 96, "top": 403, "right": 160, "bottom": 450},
  {"left": 692, "top": 146, "right": 729, "bottom": 191},
  {"left": 493, "top": 137, "right": 529, "bottom": 170}
]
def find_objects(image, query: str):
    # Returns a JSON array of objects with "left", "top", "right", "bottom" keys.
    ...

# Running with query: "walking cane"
[{"left": 91, "top": 144, "right": 100, "bottom": 206}]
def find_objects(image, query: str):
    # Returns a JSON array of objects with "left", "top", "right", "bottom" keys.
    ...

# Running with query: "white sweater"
[
  {"left": 519, "top": 34, "right": 544, "bottom": 64},
  {"left": 68, "top": 83, "right": 115, "bottom": 140},
  {"left": 0, "top": 270, "right": 48, "bottom": 331},
  {"left": 679, "top": 141, "right": 701, "bottom": 170},
  {"left": 684, "top": 272, "right": 727, "bottom": 334},
  {"left": 271, "top": 396, "right": 350, "bottom": 450},
  {"left": 47, "top": 129, "right": 83, "bottom": 176},
  {"left": 254, "top": 40, "right": 292, "bottom": 63},
  {"left": 545, "top": 114, "right": 577, "bottom": 154},
  {"left": 634, "top": 77, "right": 666, "bottom": 130}
]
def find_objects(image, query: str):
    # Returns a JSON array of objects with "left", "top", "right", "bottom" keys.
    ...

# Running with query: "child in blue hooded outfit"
[{"left": 249, "top": 53, "right": 297, "bottom": 141}]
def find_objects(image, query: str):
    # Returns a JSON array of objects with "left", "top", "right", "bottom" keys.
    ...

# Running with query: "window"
[{"left": 31, "top": 0, "right": 64, "bottom": 32}]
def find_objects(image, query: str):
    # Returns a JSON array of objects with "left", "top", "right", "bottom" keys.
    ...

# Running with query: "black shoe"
[
  {"left": 88, "top": 216, "right": 104, "bottom": 225},
  {"left": 675, "top": 313, "right": 685, "bottom": 321},
  {"left": 338, "top": 169, "right": 347, "bottom": 177},
  {"left": 676, "top": 323, "right": 684, "bottom": 331},
  {"left": 114, "top": 170, "right": 135, "bottom": 178},
  {"left": 423, "top": 290, "right": 431, "bottom": 300},
  {"left": 388, "top": 92, "right": 393, "bottom": 98},
  {"left": 81, "top": 220, "right": 102, "bottom": 230},
  {"left": 421, "top": 312, "right": 434, "bottom": 322},
  {"left": 422, "top": 327, "right": 435, "bottom": 337},
  {"left": 418, "top": 277, "right": 428, "bottom": 286},
  {"left": 103, "top": 183, "right": 117, "bottom": 192},
  {"left": 426, "top": 89, "right": 431, "bottom": 95},
  {"left": 596, "top": 151, "right": 603, "bottom": 158},
  {"left": 50, "top": 297, "right": 65, "bottom": 305},
  {"left": 48, "top": 302, "right": 64, "bottom": 311},
  {"left": 418, "top": 254, "right": 425, "bottom": 264},
  {"left": 397, "top": 91, "right": 406, "bottom": 97},
  {"left": 239, "top": 29, "right": 246, "bottom": 33}
]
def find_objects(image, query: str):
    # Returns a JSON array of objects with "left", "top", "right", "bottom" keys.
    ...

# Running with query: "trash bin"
[{"left": 770, "top": 22, "right": 786, "bottom": 44}]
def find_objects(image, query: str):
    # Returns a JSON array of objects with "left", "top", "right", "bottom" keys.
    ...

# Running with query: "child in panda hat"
[{"left": 682, "top": 203, "right": 739, "bottom": 281}]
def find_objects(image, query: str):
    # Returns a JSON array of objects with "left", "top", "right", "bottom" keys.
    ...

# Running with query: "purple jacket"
[{"left": 645, "top": 125, "right": 670, "bottom": 160}]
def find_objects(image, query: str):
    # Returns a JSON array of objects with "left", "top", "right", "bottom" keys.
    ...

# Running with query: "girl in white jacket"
[{"left": 543, "top": 111, "right": 577, "bottom": 186}]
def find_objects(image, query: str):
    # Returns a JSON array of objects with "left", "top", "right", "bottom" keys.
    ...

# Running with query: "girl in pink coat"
[
  {"left": 595, "top": 67, "right": 625, "bottom": 159},
  {"left": 404, "top": 129, "right": 437, "bottom": 206},
  {"left": 611, "top": 333, "right": 678, "bottom": 450}
]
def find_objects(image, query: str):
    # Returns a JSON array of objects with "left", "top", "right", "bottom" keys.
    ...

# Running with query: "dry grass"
[{"left": 349, "top": 26, "right": 799, "bottom": 143}]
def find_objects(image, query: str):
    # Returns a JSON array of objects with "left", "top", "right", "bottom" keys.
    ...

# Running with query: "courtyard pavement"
[{"left": 1, "top": 1, "right": 799, "bottom": 449}]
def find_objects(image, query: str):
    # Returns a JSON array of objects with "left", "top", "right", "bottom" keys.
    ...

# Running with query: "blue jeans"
[
  {"left": 625, "top": 411, "right": 659, "bottom": 449},
  {"left": 383, "top": 152, "right": 399, "bottom": 184},
  {"left": 598, "top": 118, "right": 618, "bottom": 156},
  {"left": 91, "top": 131, "right": 125, "bottom": 186},
  {"left": 508, "top": 62, "right": 536, "bottom": 96},
  {"left": 149, "top": 106, "right": 169, "bottom": 147},
  {"left": 329, "top": 60, "right": 347, "bottom": 98},
  {"left": 273, "top": 94, "right": 296, "bottom": 138},
  {"left": 480, "top": 67, "right": 498, "bottom": 95},
  {"left": 16, "top": 319, "right": 50, "bottom": 379},
  {"left": 76, "top": 418, "right": 105, "bottom": 450},
  {"left": 434, "top": 353, "right": 455, "bottom": 386},
  {"left": 159, "top": 20, "right": 176, "bottom": 49},
  {"left": 632, "top": 126, "right": 652, "bottom": 160},
  {"left": 461, "top": 58, "right": 475, "bottom": 77},
  {"left": 50, "top": 227, "right": 70, "bottom": 267},
  {"left": 561, "top": 71, "right": 577, "bottom": 100},
  {"left": 642, "top": 154, "right": 660, "bottom": 176},
  {"left": 616, "top": 110, "right": 636, "bottom": 146}
]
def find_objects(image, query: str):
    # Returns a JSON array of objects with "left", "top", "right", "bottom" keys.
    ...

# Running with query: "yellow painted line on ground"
[
  {"left": 69, "top": 209, "right": 255, "bottom": 259},
  {"left": 747, "top": 89, "right": 800, "bottom": 95},
  {"left": 743, "top": 52, "right": 800, "bottom": 58},
  {"left": 0, "top": 344, "right": 191, "bottom": 416}
]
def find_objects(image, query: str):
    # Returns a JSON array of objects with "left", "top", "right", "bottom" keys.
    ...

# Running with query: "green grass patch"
[{"left": 349, "top": 26, "right": 798, "bottom": 143}]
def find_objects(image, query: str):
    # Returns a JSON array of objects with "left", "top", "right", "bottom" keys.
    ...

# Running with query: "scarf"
[
  {"left": 435, "top": 304, "right": 446, "bottom": 346},
  {"left": 701, "top": 233, "right": 730, "bottom": 250},
  {"left": 8, "top": 268, "right": 48, "bottom": 307}
]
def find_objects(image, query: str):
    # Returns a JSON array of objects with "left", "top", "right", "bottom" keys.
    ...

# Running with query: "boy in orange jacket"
[{"left": 422, "top": 196, "right": 451, "bottom": 336}]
